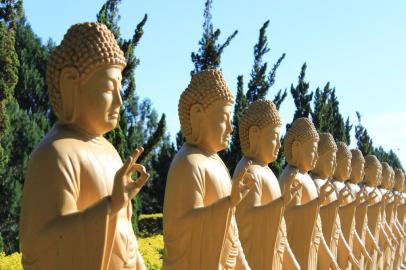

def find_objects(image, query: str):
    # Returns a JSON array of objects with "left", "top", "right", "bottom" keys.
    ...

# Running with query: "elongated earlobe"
[
  {"left": 59, "top": 67, "right": 80, "bottom": 123},
  {"left": 248, "top": 126, "right": 260, "bottom": 157},
  {"left": 189, "top": 103, "right": 204, "bottom": 144}
]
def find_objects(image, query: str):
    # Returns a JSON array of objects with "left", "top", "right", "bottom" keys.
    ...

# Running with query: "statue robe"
[
  {"left": 279, "top": 165, "right": 320, "bottom": 270},
  {"left": 163, "top": 144, "right": 249, "bottom": 270},
  {"left": 234, "top": 158, "right": 298, "bottom": 270},
  {"left": 19, "top": 123, "right": 144, "bottom": 270}
]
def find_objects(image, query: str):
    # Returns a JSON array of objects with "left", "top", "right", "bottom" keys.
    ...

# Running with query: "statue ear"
[
  {"left": 248, "top": 126, "right": 260, "bottom": 157},
  {"left": 59, "top": 67, "right": 80, "bottom": 123},
  {"left": 291, "top": 140, "right": 301, "bottom": 164},
  {"left": 189, "top": 103, "right": 204, "bottom": 144}
]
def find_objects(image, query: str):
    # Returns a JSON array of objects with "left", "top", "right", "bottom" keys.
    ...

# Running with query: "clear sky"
[{"left": 24, "top": 0, "right": 406, "bottom": 167}]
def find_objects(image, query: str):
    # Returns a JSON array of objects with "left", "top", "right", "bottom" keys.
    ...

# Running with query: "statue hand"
[
  {"left": 338, "top": 186, "right": 353, "bottom": 205},
  {"left": 319, "top": 182, "right": 335, "bottom": 203},
  {"left": 230, "top": 161, "right": 255, "bottom": 207},
  {"left": 110, "top": 147, "right": 150, "bottom": 215},
  {"left": 282, "top": 178, "right": 301, "bottom": 206}
]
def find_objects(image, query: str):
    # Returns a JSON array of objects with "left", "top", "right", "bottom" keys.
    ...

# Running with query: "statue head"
[
  {"left": 350, "top": 149, "right": 365, "bottom": 184},
  {"left": 239, "top": 100, "right": 282, "bottom": 164},
  {"left": 333, "top": 142, "right": 352, "bottom": 182},
  {"left": 178, "top": 69, "right": 234, "bottom": 153},
  {"left": 284, "top": 117, "right": 319, "bottom": 172},
  {"left": 47, "top": 22, "right": 126, "bottom": 135},
  {"left": 312, "top": 133, "right": 337, "bottom": 179},
  {"left": 380, "top": 162, "right": 394, "bottom": 189},
  {"left": 363, "top": 155, "right": 382, "bottom": 187},
  {"left": 393, "top": 168, "right": 405, "bottom": 192}
]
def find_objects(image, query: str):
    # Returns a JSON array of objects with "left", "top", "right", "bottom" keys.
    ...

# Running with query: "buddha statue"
[
  {"left": 361, "top": 155, "right": 394, "bottom": 270},
  {"left": 310, "top": 135, "right": 361, "bottom": 270},
  {"left": 163, "top": 69, "right": 255, "bottom": 270},
  {"left": 347, "top": 149, "right": 381, "bottom": 269},
  {"left": 330, "top": 142, "right": 370, "bottom": 270},
  {"left": 19, "top": 23, "right": 150, "bottom": 270},
  {"left": 380, "top": 163, "right": 405, "bottom": 269},
  {"left": 233, "top": 100, "right": 299, "bottom": 270},
  {"left": 393, "top": 169, "right": 406, "bottom": 268},
  {"left": 279, "top": 117, "right": 339, "bottom": 270}
]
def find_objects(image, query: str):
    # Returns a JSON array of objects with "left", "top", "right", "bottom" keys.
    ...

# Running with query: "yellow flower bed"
[
  {"left": 0, "top": 233, "right": 163, "bottom": 270},
  {"left": 0, "top": 252, "right": 22, "bottom": 270}
]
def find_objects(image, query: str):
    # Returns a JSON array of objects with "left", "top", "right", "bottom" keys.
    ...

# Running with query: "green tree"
[
  {"left": 355, "top": 112, "right": 374, "bottom": 156},
  {"left": 311, "top": 83, "right": 333, "bottom": 132},
  {"left": 97, "top": 0, "right": 166, "bottom": 230},
  {"left": 374, "top": 146, "right": 404, "bottom": 171},
  {"left": 0, "top": 0, "right": 23, "bottom": 254},
  {"left": 191, "top": 0, "right": 238, "bottom": 75},
  {"left": 329, "top": 89, "right": 351, "bottom": 144},
  {"left": 289, "top": 63, "right": 313, "bottom": 125}
]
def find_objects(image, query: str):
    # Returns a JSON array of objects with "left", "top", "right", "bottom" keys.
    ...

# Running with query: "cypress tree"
[
  {"left": 289, "top": 63, "right": 313, "bottom": 125},
  {"left": 355, "top": 112, "right": 374, "bottom": 156},
  {"left": 191, "top": 0, "right": 238, "bottom": 75}
]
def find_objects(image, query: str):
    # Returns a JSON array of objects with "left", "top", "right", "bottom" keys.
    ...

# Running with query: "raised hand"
[
  {"left": 110, "top": 147, "right": 150, "bottom": 215},
  {"left": 319, "top": 182, "right": 335, "bottom": 203},
  {"left": 337, "top": 186, "right": 353, "bottom": 205},
  {"left": 230, "top": 161, "right": 255, "bottom": 207}
]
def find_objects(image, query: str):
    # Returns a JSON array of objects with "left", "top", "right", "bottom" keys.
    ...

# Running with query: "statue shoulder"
[{"left": 279, "top": 165, "right": 300, "bottom": 184}]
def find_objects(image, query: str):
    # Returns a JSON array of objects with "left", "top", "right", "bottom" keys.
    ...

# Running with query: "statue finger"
[
  {"left": 122, "top": 156, "right": 134, "bottom": 176},
  {"left": 131, "top": 146, "right": 144, "bottom": 162},
  {"left": 128, "top": 163, "right": 147, "bottom": 176}
]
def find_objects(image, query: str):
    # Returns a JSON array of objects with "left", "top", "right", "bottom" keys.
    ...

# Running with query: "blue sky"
[{"left": 24, "top": 0, "right": 406, "bottom": 167}]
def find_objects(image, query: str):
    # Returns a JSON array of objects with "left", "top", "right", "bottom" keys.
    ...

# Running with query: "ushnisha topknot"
[
  {"left": 364, "top": 155, "right": 381, "bottom": 170},
  {"left": 381, "top": 162, "right": 394, "bottom": 188},
  {"left": 284, "top": 117, "right": 319, "bottom": 164},
  {"left": 178, "top": 69, "right": 234, "bottom": 143},
  {"left": 336, "top": 142, "right": 352, "bottom": 162},
  {"left": 350, "top": 149, "right": 365, "bottom": 164},
  {"left": 47, "top": 22, "right": 126, "bottom": 119},
  {"left": 239, "top": 99, "right": 282, "bottom": 156},
  {"left": 317, "top": 133, "right": 337, "bottom": 156},
  {"left": 394, "top": 168, "right": 405, "bottom": 191}
]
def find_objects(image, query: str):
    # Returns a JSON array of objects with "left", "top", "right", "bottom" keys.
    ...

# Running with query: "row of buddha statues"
[{"left": 18, "top": 22, "right": 405, "bottom": 270}]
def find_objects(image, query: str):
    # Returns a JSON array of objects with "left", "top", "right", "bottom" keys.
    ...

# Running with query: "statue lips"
[{"left": 109, "top": 111, "right": 120, "bottom": 119}]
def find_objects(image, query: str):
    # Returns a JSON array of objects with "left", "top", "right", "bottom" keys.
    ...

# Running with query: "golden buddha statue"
[
  {"left": 330, "top": 142, "right": 370, "bottom": 270},
  {"left": 19, "top": 22, "right": 150, "bottom": 270},
  {"left": 279, "top": 117, "right": 339, "bottom": 270},
  {"left": 310, "top": 135, "right": 361, "bottom": 270},
  {"left": 163, "top": 69, "right": 255, "bottom": 270},
  {"left": 347, "top": 149, "right": 381, "bottom": 270},
  {"left": 393, "top": 168, "right": 406, "bottom": 268},
  {"left": 362, "top": 155, "right": 394, "bottom": 270},
  {"left": 234, "top": 100, "right": 299, "bottom": 270}
]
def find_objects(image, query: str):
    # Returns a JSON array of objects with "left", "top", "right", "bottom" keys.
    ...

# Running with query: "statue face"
[
  {"left": 255, "top": 125, "right": 281, "bottom": 164},
  {"left": 335, "top": 156, "right": 352, "bottom": 181},
  {"left": 318, "top": 150, "right": 337, "bottom": 178},
  {"left": 198, "top": 101, "right": 233, "bottom": 153},
  {"left": 75, "top": 66, "right": 123, "bottom": 135},
  {"left": 294, "top": 138, "right": 319, "bottom": 172},
  {"left": 350, "top": 159, "right": 364, "bottom": 183},
  {"left": 365, "top": 164, "right": 381, "bottom": 187}
]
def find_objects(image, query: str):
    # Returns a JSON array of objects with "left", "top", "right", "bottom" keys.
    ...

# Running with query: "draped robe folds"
[
  {"left": 234, "top": 159, "right": 294, "bottom": 270},
  {"left": 163, "top": 144, "right": 248, "bottom": 270},
  {"left": 279, "top": 166, "right": 320, "bottom": 270},
  {"left": 366, "top": 199, "right": 382, "bottom": 270},
  {"left": 19, "top": 123, "right": 144, "bottom": 270}
]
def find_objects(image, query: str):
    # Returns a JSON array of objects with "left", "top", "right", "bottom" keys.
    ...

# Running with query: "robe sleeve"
[
  {"left": 20, "top": 146, "right": 117, "bottom": 270},
  {"left": 163, "top": 157, "right": 233, "bottom": 270}
]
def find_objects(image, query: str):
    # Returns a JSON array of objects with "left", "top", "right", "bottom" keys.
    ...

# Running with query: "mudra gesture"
[
  {"left": 163, "top": 69, "right": 254, "bottom": 270},
  {"left": 234, "top": 100, "right": 299, "bottom": 270},
  {"left": 279, "top": 117, "right": 339, "bottom": 270},
  {"left": 310, "top": 135, "right": 362, "bottom": 270},
  {"left": 19, "top": 22, "right": 150, "bottom": 270}
]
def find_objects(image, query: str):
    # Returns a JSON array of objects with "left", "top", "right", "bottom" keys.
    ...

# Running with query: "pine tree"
[
  {"left": 311, "top": 83, "right": 333, "bottom": 132},
  {"left": 97, "top": 0, "right": 166, "bottom": 229},
  {"left": 329, "top": 89, "right": 352, "bottom": 144},
  {"left": 290, "top": 63, "right": 313, "bottom": 125},
  {"left": 190, "top": 0, "right": 238, "bottom": 75},
  {"left": 355, "top": 112, "right": 373, "bottom": 156},
  {"left": 0, "top": 0, "right": 23, "bottom": 253},
  {"left": 246, "top": 20, "right": 286, "bottom": 105}
]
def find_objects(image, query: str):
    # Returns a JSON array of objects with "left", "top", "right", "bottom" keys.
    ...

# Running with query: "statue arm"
[{"left": 20, "top": 150, "right": 116, "bottom": 269}]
